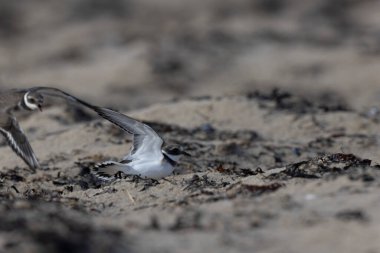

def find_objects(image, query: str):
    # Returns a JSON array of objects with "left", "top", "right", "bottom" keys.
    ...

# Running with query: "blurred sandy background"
[{"left": 0, "top": 0, "right": 379, "bottom": 110}]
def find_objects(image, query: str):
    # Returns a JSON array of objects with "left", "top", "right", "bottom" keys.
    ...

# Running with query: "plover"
[
  {"left": 0, "top": 88, "right": 44, "bottom": 169},
  {"left": 0, "top": 86, "right": 95, "bottom": 169},
  {"left": 91, "top": 107, "right": 191, "bottom": 179}
]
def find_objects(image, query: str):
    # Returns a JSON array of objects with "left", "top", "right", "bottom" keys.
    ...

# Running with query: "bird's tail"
[{"left": 92, "top": 161, "right": 126, "bottom": 180}]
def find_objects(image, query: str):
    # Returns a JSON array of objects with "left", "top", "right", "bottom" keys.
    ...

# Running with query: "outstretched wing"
[
  {"left": 93, "top": 107, "right": 164, "bottom": 160},
  {"left": 29, "top": 86, "right": 164, "bottom": 160},
  {"left": 0, "top": 115, "right": 39, "bottom": 169}
]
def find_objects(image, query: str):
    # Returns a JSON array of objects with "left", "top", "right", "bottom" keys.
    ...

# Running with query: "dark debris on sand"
[
  {"left": 267, "top": 153, "right": 378, "bottom": 181},
  {"left": 247, "top": 88, "right": 349, "bottom": 114}
]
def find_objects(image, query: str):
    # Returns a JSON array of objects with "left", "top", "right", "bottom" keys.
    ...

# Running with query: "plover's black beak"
[{"left": 182, "top": 151, "right": 191, "bottom": 157}]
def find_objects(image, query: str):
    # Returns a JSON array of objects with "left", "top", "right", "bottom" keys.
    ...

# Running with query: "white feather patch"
[{"left": 24, "top": 92, "right": 38, "bottom": 110}]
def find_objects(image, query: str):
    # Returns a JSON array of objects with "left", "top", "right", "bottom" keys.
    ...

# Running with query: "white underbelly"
[{"left": 127, "top": 160, "right": 174, "bottom": 179}]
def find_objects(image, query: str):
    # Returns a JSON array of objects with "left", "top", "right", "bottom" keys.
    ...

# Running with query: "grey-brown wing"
[
  {"left": 27, "top": 87, "right": 164, "bottom": 159},
  {"left": 93, "top": 107, "right": 164, "bottom": 159},
  {"left": 0, "top": 116, "right": 39, "bottom": 169}
]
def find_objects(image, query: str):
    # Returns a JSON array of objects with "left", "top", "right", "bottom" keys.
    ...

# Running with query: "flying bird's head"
[
  {"left": 23, "top": 91, "right": 44, "bottom": 111},
  {"left": 162, "top": 145, "right": 191, "bottom": 163}
]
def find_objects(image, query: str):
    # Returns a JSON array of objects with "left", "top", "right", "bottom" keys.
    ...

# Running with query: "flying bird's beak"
[{"left": 182, "top": 151, "right": 191, "bottom": 157}]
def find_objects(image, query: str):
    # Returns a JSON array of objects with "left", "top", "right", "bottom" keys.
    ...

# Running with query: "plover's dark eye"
[{"left": 170, "top": 148, "right": 181, "bottom": 155}]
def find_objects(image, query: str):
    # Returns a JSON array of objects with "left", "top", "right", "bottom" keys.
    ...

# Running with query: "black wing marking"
[
  {"left": 92, "top": 161, "right": 127, "bottom": 180},
  {"left": 0, "top": 117, "right": 39, "bottom": 169}
]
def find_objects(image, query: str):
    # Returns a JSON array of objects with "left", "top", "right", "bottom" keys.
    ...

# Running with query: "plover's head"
[
  {"left": 23, "top": 91, "right": 44, "bottom": 111},
  {"left": 162, "top": 145, "right": 191, "bottom": 163}
]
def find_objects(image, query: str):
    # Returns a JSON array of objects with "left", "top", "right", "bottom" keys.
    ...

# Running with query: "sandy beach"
[{"left": 0, "top": 0, "right": 380, "bottom": 252}]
